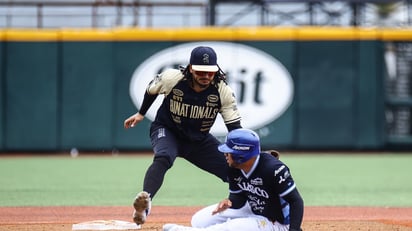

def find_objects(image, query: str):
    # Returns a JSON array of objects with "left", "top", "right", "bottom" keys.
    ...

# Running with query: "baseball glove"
[{"left": 264, "top": 150, "right": 280, "bottom": 159}]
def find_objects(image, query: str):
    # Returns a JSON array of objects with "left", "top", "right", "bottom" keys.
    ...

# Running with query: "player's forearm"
[
  {"left": 225, "top": 121, "right": 242, "bottom": 132},
  {"left": 285, "top": 189, "right": 304, "bottom": 231},
  {"left": 228, "top": 193, "right": 246, "bottom": 209},
  {"left": 289, "top": 201, "right": 304, "bottom": 230},
  {"left": 212, "top": 198, "right": 232, "bottom": 215},
  {"left": 139, "top": 91, "right": 158, "bottom": 116}
]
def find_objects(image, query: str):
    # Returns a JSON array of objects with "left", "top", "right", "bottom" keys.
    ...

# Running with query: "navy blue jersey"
[
  {"left": 147, "top": 69, "right": 241, "bottom": 141},
  {"left": 228, "top": 152, "right": 296, "bottom": 224}
]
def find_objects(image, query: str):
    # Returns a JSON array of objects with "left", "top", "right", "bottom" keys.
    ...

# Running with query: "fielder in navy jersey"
[
  {"left": 163, "top": 128, "right": 304, "bottom": 231},
  {"left": 124, "top": 46, "right": 242, "bottom": 226}
]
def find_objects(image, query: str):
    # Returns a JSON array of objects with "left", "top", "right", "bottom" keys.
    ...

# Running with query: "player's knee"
[
  {"left": 153, "top": 155, "right": 174, "bottom": 169},
  {"left": 191, "top": 212, "right": 209, "bottom": 228},
  {"left": 191, "top": 204, "right": 222, "bottom": 228}
]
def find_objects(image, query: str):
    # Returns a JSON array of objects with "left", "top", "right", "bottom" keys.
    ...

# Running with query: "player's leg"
[
  {"left": 142, "top": 125, "right": 179, "bottom": 198},
  {"left": 185, "top": 134, "right": 228, "bottom": 182},
  {"left": 224, "top": 217, "right": 289, "bottom": 231},
  {"left": 133, "top": 124, "right": 179, "bottom": 225},
  {"left": 165, "top": 216, "right": 282, "bottom": 231},
  {"left": 191, "top": 203, "right": 252, "bottom": 228}
]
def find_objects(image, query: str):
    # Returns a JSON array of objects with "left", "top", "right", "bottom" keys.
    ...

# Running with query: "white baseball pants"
[{"left": 185, "top": 203, "right": 289, "bottom": 231}]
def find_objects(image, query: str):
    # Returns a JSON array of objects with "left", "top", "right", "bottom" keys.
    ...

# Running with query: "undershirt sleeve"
[
  {"left": 228, "top": 192, "right": 247, "bottom": 209},
  {"left": 138, "top": 91, "right": 158, "bottom": 116},
  {"left": 282, "top": 188, "right": 304, "bottom": 231},
  {"left": 225, "top": 121, "right": 242, "bottom": 131}
]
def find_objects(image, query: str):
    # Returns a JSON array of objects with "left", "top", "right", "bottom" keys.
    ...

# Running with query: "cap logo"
[
  {"left": 232, "top": 145, "right": 251, "bottom": 151},
  {"left": 202, "top": 54, "right": 210, "bottom": 64}
]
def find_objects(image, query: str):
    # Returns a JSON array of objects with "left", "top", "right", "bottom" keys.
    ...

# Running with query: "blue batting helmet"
[{"left": 218, "top": 128, "right": 261, "bottom": 164}]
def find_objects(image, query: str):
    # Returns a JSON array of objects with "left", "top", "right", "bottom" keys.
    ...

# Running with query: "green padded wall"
[
  {"left": 60, "top": 42, "right": 114, "bottom": 150},
  {"left": 357, "top": 41, "right": 385, "bottom": 148},
  {"left": 112, "top": 41, "right": 175, "bottom": 150},
  {"left": 297, "top": 41, "right": 357, "bottom": 148},
  {"left": 5, "top": 42, "right": 58, "bottom": 151},
  {"left": 0, "top": 39, "right": 388, "bottom": 151},
  {"left": 0, "top": 42, "right": 3, "bottom": 150}
]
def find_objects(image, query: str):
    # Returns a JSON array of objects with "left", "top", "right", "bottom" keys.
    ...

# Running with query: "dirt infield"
[{"left": 0, "top": 206, "right": 412, "bottom": 231}]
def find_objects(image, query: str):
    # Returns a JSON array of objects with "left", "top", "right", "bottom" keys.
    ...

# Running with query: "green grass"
[
  {"left": 282, "top": 153, "right": 412, "bottom": 207},
  {"left": 0, "top": 153, "right": 411, "bottom": 207}
]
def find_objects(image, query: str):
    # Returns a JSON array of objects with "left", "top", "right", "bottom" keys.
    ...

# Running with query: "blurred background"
[
  {"left": 1, "top": 0, "right": 412, "bottom": 153},
  {"left": 1, "top": 0, "right": 412, "bottom": 28}
]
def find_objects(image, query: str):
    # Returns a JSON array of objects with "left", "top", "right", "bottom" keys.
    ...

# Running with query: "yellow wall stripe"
[{"left": 1, "top": 27, "right": 412, "bottom": 41}]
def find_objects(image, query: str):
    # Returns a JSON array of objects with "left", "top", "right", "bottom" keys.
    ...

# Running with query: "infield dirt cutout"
[{"left": 0, "top": 206, "right": 411, "bottom": 231}]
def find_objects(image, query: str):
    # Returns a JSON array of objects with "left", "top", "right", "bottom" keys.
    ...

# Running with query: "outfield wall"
[{"left": 0, "top": 27, "right": 411, "bottom": 152}]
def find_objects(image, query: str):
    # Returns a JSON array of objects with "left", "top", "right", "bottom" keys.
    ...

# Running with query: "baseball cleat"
[{"left": 132, "top": 191, "right": 151, "bottom": 225}]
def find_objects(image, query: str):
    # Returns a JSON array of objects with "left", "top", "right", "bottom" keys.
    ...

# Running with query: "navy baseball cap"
[{"left": 190, "top": 46, "right": 219, "bottom": 72}]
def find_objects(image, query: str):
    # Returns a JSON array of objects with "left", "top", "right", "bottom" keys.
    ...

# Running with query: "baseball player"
[
  {"left": 124, "top": 46, "right": 242, "bottom": 226},
  {"left": 163, "top": 128, "right": 304, "bottom": 231}
]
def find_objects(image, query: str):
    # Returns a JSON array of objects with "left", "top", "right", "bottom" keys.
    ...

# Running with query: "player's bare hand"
[
  {"left": 212, "top": 198, "right": 232, "bottom": 215},
  {"left": 124, "top": 113, "right": 144, "bottom": 129}
]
